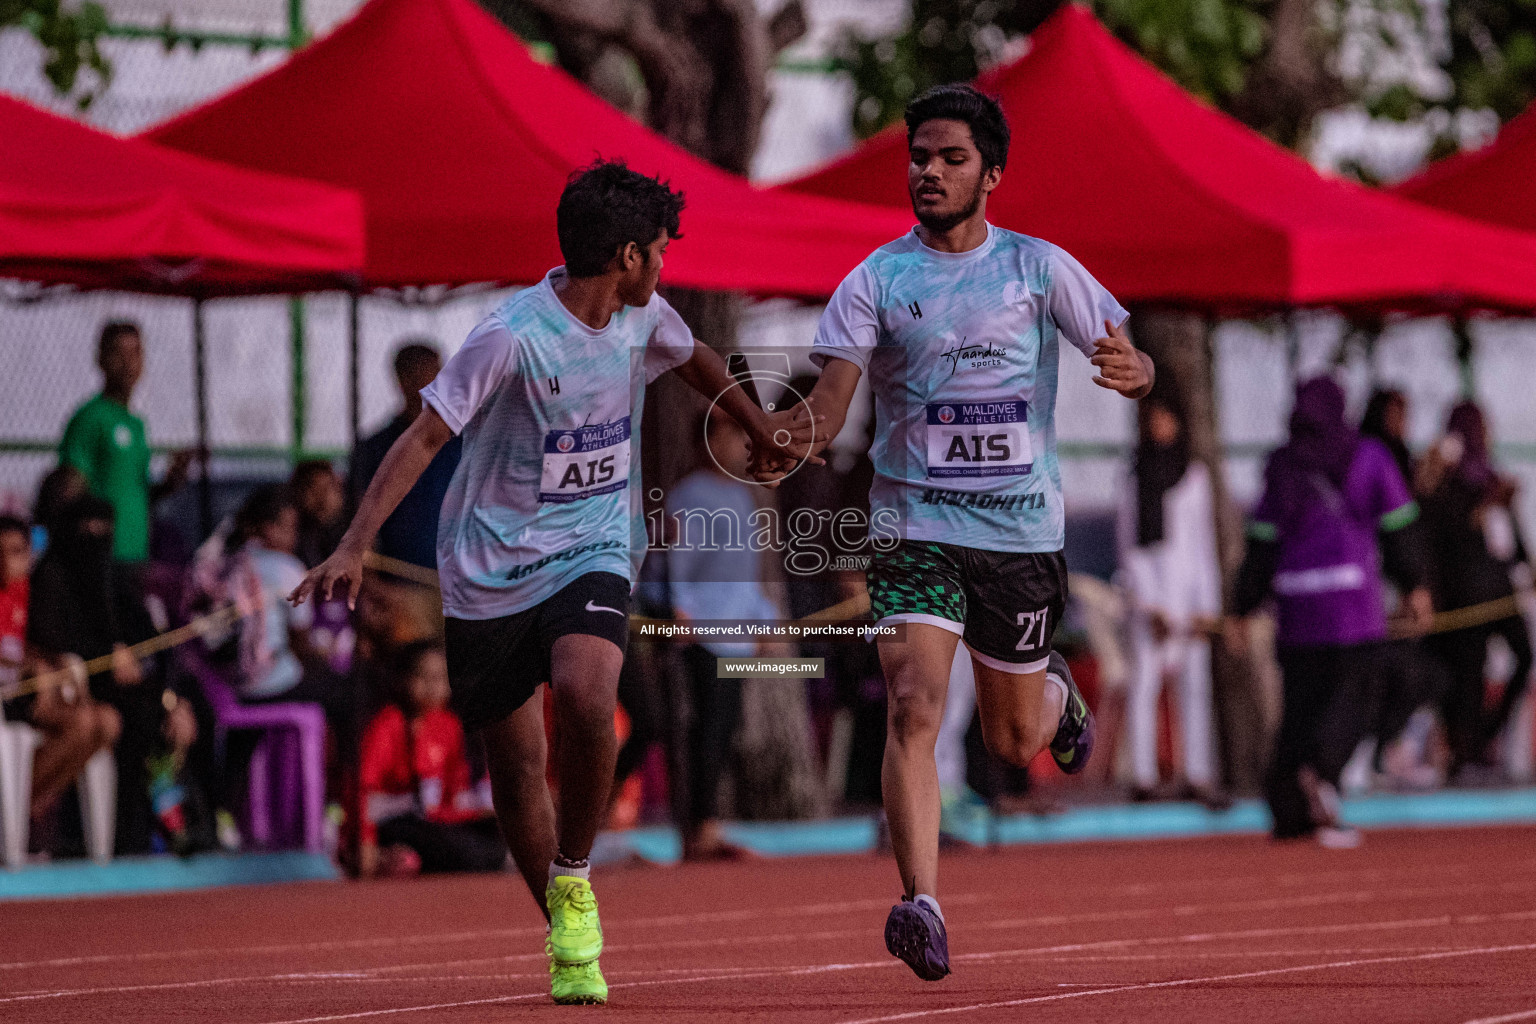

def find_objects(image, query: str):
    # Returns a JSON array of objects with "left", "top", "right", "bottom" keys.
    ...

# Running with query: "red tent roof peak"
[
  {"left": 0, "top": 92, "right": 364, "bottom": 295},
  {"left": 148, "top": 0, "right": 911, "bottom": 294},
  {"left": 1393, "top": 102, "right": 1536, "bottom": 235},
  {"left": 785, "top": 3, "right": 1536, "bottom": 313}
]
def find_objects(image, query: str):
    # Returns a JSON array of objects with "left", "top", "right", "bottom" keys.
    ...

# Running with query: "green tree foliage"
[
  {"left": 849, "top": 0, "right": 1536, "bottom": 157},
  {"left": 1443, "top": 0, "right": 1536, "bottom": 120},
  {"left": 2, "top": 0, "right": 112, "bottom": 106},
  {"left": 1352, "top": 0, "right": 1536, "bottom": 163},
  {"left": 846, "top": 0, "right": 1268, "bottom": 139}
]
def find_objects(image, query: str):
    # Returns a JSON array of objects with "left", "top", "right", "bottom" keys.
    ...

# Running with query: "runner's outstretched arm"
[
  {"left": 671, "top": 341, "right": 824, "bottom": 467},
  {"left": 749, "top": 356, "right": 862, "bottom": 482},
  {"left": 289, "top": 407, "right": 453, "bottom": 609}
]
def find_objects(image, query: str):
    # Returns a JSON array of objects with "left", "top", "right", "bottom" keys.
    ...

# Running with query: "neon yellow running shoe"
[
  {"left": 549, "top": 957, "right": 608, "bottom": 1005},
  {"left": 546, "top": 876, "right": 603, "bottom": 964}
]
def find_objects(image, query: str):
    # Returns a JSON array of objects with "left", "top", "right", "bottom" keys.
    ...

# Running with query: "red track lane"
[{"left": 3, "top": 826, "right": 1536, "bottom": 1023}]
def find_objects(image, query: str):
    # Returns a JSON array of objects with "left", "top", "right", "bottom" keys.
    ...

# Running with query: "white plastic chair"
[{"left": 0, "top": 700, "right": 117, "bottom": 868}]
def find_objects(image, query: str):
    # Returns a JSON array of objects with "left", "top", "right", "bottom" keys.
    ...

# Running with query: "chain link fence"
[{"left": 6, "top": 19, "right": 1536, "bottom": 538}]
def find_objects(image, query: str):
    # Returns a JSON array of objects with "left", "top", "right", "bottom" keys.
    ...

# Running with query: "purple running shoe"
[
  {"left": 884, "top": 898, "right": 951, "bottom": 981},
  {"left": 1047, "top": 650, "right": 1094, "bottom": 775}
]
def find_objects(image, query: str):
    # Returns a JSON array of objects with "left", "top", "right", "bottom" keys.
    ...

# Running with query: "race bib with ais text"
[
  {"left": 925, "top": 401, "right": 1032, "bottom": 478},
  {"left": 539, "top": 417, "right": 631, "bottom": 503}
]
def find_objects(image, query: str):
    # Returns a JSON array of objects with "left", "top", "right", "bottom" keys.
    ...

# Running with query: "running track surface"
[{"left": 4, "top": 826, "right": 1536, "bottom": 1024}]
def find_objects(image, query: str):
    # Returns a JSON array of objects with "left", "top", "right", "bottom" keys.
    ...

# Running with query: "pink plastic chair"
[{"left": 179, "top": 649, "right": 326, "bottom": 853}]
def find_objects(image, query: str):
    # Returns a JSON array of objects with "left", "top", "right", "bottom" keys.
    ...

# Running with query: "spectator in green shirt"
[{"left": 58, "top": 321, "right": 196, "bottom": 563}]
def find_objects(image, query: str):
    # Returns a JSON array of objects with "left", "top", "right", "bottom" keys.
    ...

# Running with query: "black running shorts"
[
  {"left": 444, "top": 572, "right": 631, "bottom": 731},
  {"left": 866, "top": 541, "right": 1067, "bottom": 673}
]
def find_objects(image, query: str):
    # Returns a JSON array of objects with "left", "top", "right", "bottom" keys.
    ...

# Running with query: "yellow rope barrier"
[
  {"left": 3, "top": 603, "right": 241, "bottom": 701},
  {"left": 4, "top": 553, "right": 1521, "bottom": 702},
  {"left": 362, "top": 550, "right": 442, "bottom": 589},
  {"left": 365, "top": 550, "right": 878, "bottom": 631},
  {"left": 1388, "top": 593, "right": 1526, "bottom": 639}
]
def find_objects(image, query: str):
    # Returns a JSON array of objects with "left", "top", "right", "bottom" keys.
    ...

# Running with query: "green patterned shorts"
[{"left": 867, "top": 541, "right": 1067, "bottom": 669}]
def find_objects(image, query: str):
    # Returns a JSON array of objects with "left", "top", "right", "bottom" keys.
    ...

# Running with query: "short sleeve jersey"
[
  {"left": 0, "top": 577, "right": 27, "bottom": 693},
  {"left": 59, "top": 395, "right": 152, "bottom": 562},
  {"left": 422, "top": 268, "right": 694, "bottom": 620},
  {"left": 812, "top": 226, "right": 1127, "bottom": 553}
]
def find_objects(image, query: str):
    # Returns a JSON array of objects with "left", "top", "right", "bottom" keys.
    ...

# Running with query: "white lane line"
[
  {"left": 10, "top": 873, "right": 1531, "bottom": 1004},
  {"left": 250, "top": 915, "right": 1536, "bottom": 1024},
  {"left": 951, "top": 908, "right": 1536, "bottom": 967},
  {"left": 835, "top": 940, "right": 1536, "bottom": 1024},
  {"left": 976, "top": 876, "right": 1536, "bottom": 932},
  {"left": 7, "top": 853, "right": 1523, "bottom": 974},
  {"left": 1038, "top": 946, "right": 1462, "bottom": 962},
  {"left": 253, "top": 963, "right": 852, "bottom": 1024},
  {"left": 0, "top": 894, "right": 943, "bottom": 974},
  {"left": 264, "top": 964, "right": 772, "bottom": 986},
  {"left": 11, "top": 902, "right": 1536, "bottom": 1007},
  {"left": 1462, "top": 1009, "right": 1536, "bottom": 1024}
]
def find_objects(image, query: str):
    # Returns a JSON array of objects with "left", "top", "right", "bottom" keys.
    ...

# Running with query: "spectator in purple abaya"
[
  {"left": 1421, "top": 401, "right": 1533, "bottom": 780},
  {"left": 1227, "top": 377, "right": 1432, "bottom": 846}
]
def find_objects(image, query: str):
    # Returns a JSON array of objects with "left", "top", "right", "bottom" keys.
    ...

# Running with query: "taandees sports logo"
[{"left": 938, "top": 338, "right": 1007, "bottom": 372}]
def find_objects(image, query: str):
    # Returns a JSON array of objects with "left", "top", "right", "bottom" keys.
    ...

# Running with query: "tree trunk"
[
  {"left": 644, "top": 289, "right": 739, "bottom": 494},
  {"left": 1226, "top": 0, "right": 1346, "bottom": 148},
  {"left": 734, "top": 674, "right": 825, "bottom": 820},
  {"left": 488, "top": 0, "right": 823, "bottom": 819},
  {"left": 1128, "top": 309, "right": 1267, "bottom": 795}
]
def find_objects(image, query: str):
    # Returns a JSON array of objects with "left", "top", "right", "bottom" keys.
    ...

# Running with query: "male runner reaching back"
[
  {"left": 759, "top": 85, "right": 1152, "bottom": 980},
  {"left": 293, "top": 161, "right": 815, "bottom": 1005}
]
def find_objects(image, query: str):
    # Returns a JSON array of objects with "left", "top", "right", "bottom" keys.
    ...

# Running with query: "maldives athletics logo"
[
  {"left": 555, "top": 433, "right": 576, "bottom": 453},
  {"left": 937, "top": 405, "right": 956, "bottom": 425}
]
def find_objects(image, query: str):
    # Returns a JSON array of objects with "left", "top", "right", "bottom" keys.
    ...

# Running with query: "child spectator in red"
[
  {"left": 0, "top": 514, "right": 121, "bottom": 832},
  {"left": 357, "top": 640, "right": 503, "bottom": 878}
]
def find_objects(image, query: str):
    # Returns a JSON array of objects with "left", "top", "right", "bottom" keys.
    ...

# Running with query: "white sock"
[
  {"left": 914, "top": 893, "right": 944, "bottom": 923},
  {"left": 1045, "top": 670, "right": 1069, "bottom": 723},
  {"left": 548, "top": 858, "right": 591, "bottom": 886}
]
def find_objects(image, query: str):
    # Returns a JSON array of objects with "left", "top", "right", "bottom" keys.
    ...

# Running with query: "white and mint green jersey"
[
  {"left": 812, "top": 226, "right": 1127, "bottom": 554},
  {"left": 422, "top": 268, "right": 694, "bottom": 619}
]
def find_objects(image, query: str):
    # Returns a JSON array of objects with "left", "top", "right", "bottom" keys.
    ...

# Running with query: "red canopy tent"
[
  {"left": 1, "top": 93, "right": 364, "bottom": 296},
  {"left": 783, "top": 4, "right": 1536, "bottom": 314},
  {"left": 145, "top": 0, "right": 911, "bottom": 297},
  {"left": 1393, "top": 104, "right": 1536, "bottom": 234}
]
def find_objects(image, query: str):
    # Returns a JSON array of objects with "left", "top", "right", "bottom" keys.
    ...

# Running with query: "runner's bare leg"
[
  {"left": 970, "top": 659, "right": 1064, "bottom": 767},
  {"left": 482, "top": 692, "right": 558, "bottom": 917},
  {"left": 878, "top": 623, "right": 962, "bottom": 900},
  {"left": 549, "top": 633, "right": 623, "bottom": 862}
]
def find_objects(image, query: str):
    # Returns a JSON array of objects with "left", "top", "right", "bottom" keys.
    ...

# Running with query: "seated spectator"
[
  {"left": 290, "top": 460, "right": 347, "bottom": 571},
  {"left": 226, "top": 485, "right": 356, "bottom": 759},
  {"left": 27, "top": 496, "right": 199, "bottom": 855},
  {"left": 289, "top": 461, "right": 355, "bottom": 674},
  {"left": 357, "top": 640, "right": 502, "bottom": 877},
  {"left": 31, "top": 465, "right": 88, "bottom": 553},
  {"left": 0, "top": 514, "right": 121, "bottom": 831}
]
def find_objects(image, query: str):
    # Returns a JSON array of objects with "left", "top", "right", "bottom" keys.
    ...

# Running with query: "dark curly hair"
[
  {"left": 557, "top": 159, "right": 685, "bottom": 278},
  {"left": 229, "top": 483, "right": 294, "bottom": 554},
  {"left": 905, "top": 84, "right": 1011, "bottom": 172}
]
